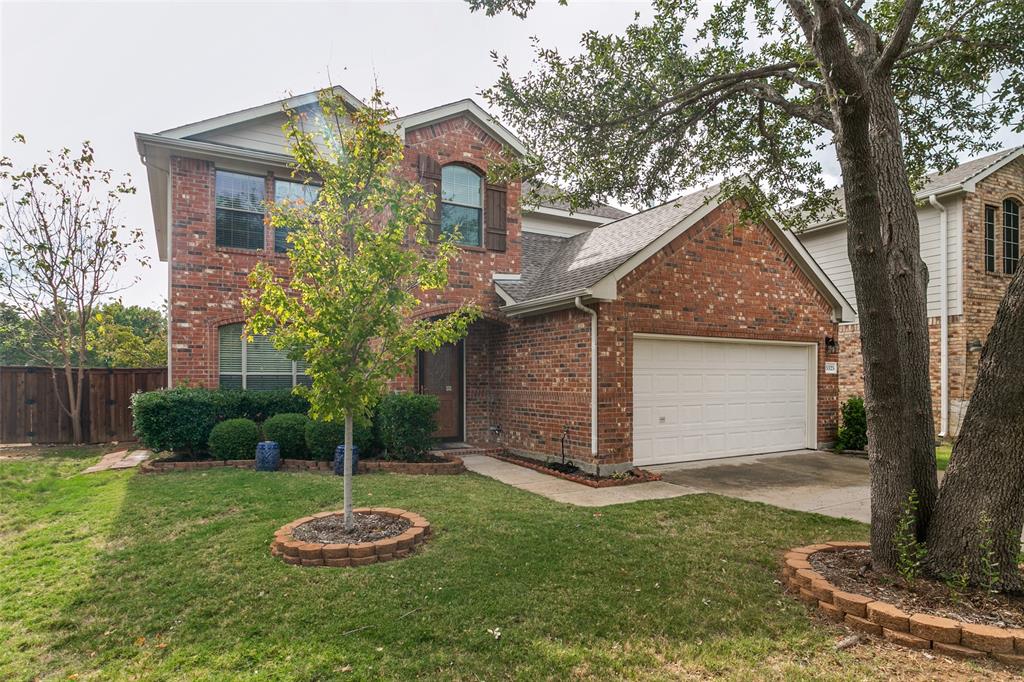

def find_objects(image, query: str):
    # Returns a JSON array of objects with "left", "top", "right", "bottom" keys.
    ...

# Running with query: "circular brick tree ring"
[
  {"left": 782, "top": 542, "right": 1024, "bottom": 668},
  {"left": 271, "top": 508, "right": 431, "bottom": 567}
]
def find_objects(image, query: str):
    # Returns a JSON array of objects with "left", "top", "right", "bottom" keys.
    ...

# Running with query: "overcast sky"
[{"left": 1, "top": 1, "right": 1018, "bottom": 309}]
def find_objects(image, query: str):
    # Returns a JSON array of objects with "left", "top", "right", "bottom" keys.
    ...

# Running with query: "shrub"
[
  {"left": 377, "top": 392, "right": 439, "bottom": 460},
  {"left": 208, "top": 418, "right": 261, "bottom": 460},
  {"left": 262, "top": 412, "right": 309, "bottom": 459},
  {"left": 132, "top": 387, "right": 309, "bottom": 455},
  {"left": 131, "top": 388, "right": 221, "bottom": 456},
  {"left": 305, "top": 419, "right": 345, "bottom": 461},
  {"left": 836, "top": 396, "right": 867, "bottom": 451}
]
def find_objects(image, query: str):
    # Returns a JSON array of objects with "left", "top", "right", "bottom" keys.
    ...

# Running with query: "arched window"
[
  {"left": 441, "top": 165, "right": 482, "bottom": 247},
  {"left": 1004, "top": 198, "right": 1020, "bottom": 275},
  {"left": 218, "top": 323, "right": 309, "bottom": 390}
]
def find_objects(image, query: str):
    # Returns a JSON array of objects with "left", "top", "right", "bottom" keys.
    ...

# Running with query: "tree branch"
[{"left": 876, "top": 0, "right": 923, "bottom": 73}]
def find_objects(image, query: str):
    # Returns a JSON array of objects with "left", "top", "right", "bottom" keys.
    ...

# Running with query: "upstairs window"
[
  {"left": 441, "top": 165, "right": 482, "bottom": 247},
  {"left": 273, "top": 179, "right": 320, "bottom": 253},
  {"left": 1004, "top": 198, "right": 1020, "bottom": 275},
  {"left": 215, "top": 171, "right": 265, "bottom": 249},
  {"left": 984, "top": 205, "right": 997, "bottom": 273},
  {"left": 218, "top": 323, "right": 308, "bottom": 390}
]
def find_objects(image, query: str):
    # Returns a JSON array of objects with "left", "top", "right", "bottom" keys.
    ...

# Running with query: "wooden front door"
[{"left": 419, "top": 341, "right": 462, "bottom": 440}]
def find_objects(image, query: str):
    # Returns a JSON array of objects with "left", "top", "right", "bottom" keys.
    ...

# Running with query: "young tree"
[
  {"left": 470, "top": 0, "right": 1024, "bottom": 584},
  {"left": 0, "top": 137, "right": 146, "bottom": 442},
  {"left": 244, "top": 89, "right": 478, "bottom": 529}
]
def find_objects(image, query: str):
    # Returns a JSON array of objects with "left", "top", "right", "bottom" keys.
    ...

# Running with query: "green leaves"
[{"left": 244, "top": 88, "right": 479, "bottom": 425}]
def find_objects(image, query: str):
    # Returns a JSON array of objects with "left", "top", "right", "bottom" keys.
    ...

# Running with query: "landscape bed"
[
  {"left": 140, "top": 452, "right": 466, "bottom": 475},
  {"left": 783, "top": 542, "right": 1024, "bottom": 666},
  {"left": 271, "top": 508, "right": 431, "bottom": 567},
  {"left": 488, "top": 451, "right": 662, "bottom": 487}
]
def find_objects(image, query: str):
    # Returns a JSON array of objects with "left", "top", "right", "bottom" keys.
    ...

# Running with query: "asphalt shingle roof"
[
  {"left": 506, "top": 183, "right": 722, "bottom": 303},
  {"left": 522, "top": 181, "right": 632, "bottom": 220},
  {"left": 811, "top": 147, "right": 1022, "bottom": 226}
]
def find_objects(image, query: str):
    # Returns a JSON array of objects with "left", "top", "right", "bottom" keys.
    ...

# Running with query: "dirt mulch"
[
  {"left": 292, "top": 513, "right": 411, "bottom": 544},
  {"left": 811, "top": 548, "right": 1024, "bottom": 628},
  {"left": 491, "top": 452, "right": 661, "bottom": 487}
]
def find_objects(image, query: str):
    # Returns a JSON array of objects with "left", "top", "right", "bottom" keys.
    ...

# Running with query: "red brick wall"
[
  {"left": 168, "top": 114, "right": 520, "bottom": 388},
  {"left": 595, "top": 201, "right": 839, "bottom": 465}
]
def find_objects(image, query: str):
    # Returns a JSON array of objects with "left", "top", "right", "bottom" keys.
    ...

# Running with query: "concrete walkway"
[
  {"left": 649, "top": 450, "right": 871, "bottom": 523},
  {"left": 461, "top": 454, "right": 699, "bottom": 507},
  {"left": 82, "top": 449, "right": 151, "bottom": 474}
]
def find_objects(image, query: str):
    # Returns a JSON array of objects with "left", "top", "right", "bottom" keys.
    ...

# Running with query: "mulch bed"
[
  {"left": 292, "top": 513, "right": 411, "bottom": 545},
  {"left": 366, "top": 453, "right": 449, "bottom": 464},
  {"left": 491, "top": 452, "right": 661, "bottom": 488},
  {"left": 810, "top": 548, "right": 1024, "bottom": 628}
]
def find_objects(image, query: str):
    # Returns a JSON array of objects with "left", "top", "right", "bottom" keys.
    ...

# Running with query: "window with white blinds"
[{"left": 218, "top": 323, "right": 307, "bottom": 390}]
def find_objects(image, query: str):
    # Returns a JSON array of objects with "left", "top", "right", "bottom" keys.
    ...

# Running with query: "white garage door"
[{"left": 633, "top": 336, "right": 814, "bottom": 465}]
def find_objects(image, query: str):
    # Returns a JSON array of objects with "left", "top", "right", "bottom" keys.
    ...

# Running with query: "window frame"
[
  {"left": 214, "top": 170, "right": 267, "bottom": 250},
  {"left": 984, "top": 204, "right": 997, "bottom": 273},
  {"left": 440, "top": 164, "right": 484, "bottom": 248},
  {"left": 218, "top": 323, "right": 306, "bottom": 390},
  {"left": 1003, "top": 198, "right": 1020, "bottom": 276},
  {"left": 272, "top": 178, "right": 321, "bottom": 253}
]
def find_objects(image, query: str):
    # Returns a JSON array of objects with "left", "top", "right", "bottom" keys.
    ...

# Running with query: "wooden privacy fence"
[{"left": 0, "top": 366, "right": 167, "bottom": 444}]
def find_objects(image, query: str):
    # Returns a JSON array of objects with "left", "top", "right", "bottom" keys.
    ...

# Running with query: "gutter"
[
  {"left": 574, "top": 296, "right": 598, "bottom": 458},
  {"left": 139, "top": 151, "right": 174, "bottom": 388},
  {"left": 500, "top": 287, "right": 593, "bottom": 317},
  {"left": 929, "top": 194, "right": 949, "bottom": 437},
  {"left": 135, "top": 132, "right": 296, "bottom": 171}
]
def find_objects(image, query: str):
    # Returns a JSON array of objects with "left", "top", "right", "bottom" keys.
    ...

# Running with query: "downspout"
[
  {"left": 929, "top": 194, "right": 948, "bottom": 437},
  {"left": 574, "top": 296, "right": 598, "bottom": 458}
]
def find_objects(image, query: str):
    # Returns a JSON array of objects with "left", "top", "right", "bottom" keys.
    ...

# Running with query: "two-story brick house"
[
  {"left": 798, "top": 146, "right": 1024, "bottom": 438},
  {"left": 137, "top": 87, "right": 853, "bottom": 472}
]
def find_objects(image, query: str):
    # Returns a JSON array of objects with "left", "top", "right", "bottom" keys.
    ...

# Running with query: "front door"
[{"left": 419, "top": 341, "right": 462, "bottom": 440}]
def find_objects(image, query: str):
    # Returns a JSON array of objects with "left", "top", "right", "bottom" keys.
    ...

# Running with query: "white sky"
[{"left": 1, "top": 1, "right": 1018, "bottom": 308}]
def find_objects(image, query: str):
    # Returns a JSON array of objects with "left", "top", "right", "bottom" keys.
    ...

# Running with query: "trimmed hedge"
[
  {"left": 208, "top": 418, "right": 260, "bottom": 460},
  {"left": 262, "top": 413, "right": 309, "bottom": 459},
  {"left": 305, "top": 415, "right": 382, "bottom": 461},
  {"left": 132, "top": 388, "right": 310, "bottom": 455},
  {"left": 377, "top": 393, "right": 439, "bottom": 460}
]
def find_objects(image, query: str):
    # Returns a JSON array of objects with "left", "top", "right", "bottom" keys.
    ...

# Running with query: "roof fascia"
[{"left": 397, "top": 99, "right": 528, "bottom": 156}]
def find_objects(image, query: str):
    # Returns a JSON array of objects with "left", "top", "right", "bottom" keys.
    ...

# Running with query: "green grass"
[
  {"left": 0, "top": 448, "right": 965, "bottom": 680},
  {"left": 937, "top": 444, "right": 952, "bottom": 471}
]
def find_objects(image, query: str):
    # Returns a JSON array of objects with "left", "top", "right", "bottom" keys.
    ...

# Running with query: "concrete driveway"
[{"left": 647, "top": 450, "right": 871, "bottom": 523}]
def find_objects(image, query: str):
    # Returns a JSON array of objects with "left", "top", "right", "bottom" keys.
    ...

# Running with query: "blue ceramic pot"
[
  {"left": 333, "top": 444, "right": 360, "bottom": 476},
  {"left": 255, "top": 441, "right": 281, "bottom": 471}
]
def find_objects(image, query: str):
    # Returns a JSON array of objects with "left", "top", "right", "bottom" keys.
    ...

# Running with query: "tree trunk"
[
  {"left": 63, "top": 363, "right": 84, "bottom": 444},
  {"left": 866, "top": 77, "right": 938, "bottom": 538},
  {"left": 830, "top": 89, "right": 920, "bottom": 573},
  {"left": 343, "top": 410, "right": 354, "bottom": 530},
  {"left": 926, "top": 268, "right": 1024, "bottom": 592}
]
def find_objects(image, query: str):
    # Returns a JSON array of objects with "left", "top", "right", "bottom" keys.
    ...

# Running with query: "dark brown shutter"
[
  {"left": 417, "top": 153, "right": 442, "bottom": 241},
  {"left": 484, "top": 182, "right": 507, "bottom": 252}
]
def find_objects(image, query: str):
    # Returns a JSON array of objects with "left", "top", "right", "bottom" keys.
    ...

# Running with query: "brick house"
[
  {"left": 136, "top": 87, "right": 853, "bottom": 472},
  {"left": 798, "top": 147, "right": 1024, "bottom": 438}
]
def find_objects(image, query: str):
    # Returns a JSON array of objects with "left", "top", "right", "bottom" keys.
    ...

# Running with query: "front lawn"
[
  {"left": 936, "top": 444, "right": 952, "bottom": 470},
  {"left": 0, "top": 448, "right": 1008, "bottom": 680}
]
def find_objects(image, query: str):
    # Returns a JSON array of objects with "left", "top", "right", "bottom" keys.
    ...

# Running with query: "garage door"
[{"left": 633, "top": 336, "right": 814, "bottom": 465}]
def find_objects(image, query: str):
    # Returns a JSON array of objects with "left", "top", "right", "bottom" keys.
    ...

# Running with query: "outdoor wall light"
[
  {"left": 824, "top": 335, "right": 839, "bottom": 354},
  {"left": 967, "top": 339, "right": 983, "bottom": 353}
]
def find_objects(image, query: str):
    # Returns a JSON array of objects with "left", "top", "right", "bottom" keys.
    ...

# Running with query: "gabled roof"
[
  {"left": 497, "top": 180, "right": 854, "bottom": 322},
  {"left": 156, "top": 86, "right": 364, "bottom": 140},
  {"left": 807, "top": 146, "right": 1024, "bottom": 230},
  {"left": 394, "top": 98, "right": 528, "bottom": 156}
]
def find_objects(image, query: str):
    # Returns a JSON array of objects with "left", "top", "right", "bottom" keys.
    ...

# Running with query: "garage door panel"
[{"left": 633, "top": 338, "right": 812, "bottom": 465}]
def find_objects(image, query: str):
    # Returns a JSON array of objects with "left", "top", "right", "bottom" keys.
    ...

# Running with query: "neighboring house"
[
  {"left": 136, "top": 87, "right": 852, "bottom": 472},
  {"left": 798, "top": 147, "right": 1024, "bottom": 438}
]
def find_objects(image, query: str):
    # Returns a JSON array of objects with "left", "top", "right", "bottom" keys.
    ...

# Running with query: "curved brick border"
[
  {"left": 487, "top": 452, "right": 661, "bottom": 488},
  {"left": 140, "top": 453, "right": 465, "bottom": 475},
  {"left": 271, "top": 508, "right": 432, "bottom": 567},
  {"left": 782, "top": 542, "right": 1024, "bottom": 667}
]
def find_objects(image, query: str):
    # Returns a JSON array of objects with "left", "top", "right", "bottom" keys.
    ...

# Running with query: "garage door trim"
[{"left": 632, "top": 333, "right": 818, "bottom": 462}]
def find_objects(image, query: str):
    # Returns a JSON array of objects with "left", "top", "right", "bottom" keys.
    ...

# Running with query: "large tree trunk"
[
  {"left": 830, "top": 88, "right": 922, "bottom": 573},
  {"left": 926, "top": 268, "right": 1024, "bottom": 592},
  {"left": 866, "top": 77, "right": 938, "bottom": 538}
]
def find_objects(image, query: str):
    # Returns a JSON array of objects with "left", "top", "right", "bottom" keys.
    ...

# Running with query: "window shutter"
[
  {"left": 484, "top": 182, "right": 507, "bottom": 252},
  {"left": 417, "top": 153, "right": 442, "bottom": 241}
]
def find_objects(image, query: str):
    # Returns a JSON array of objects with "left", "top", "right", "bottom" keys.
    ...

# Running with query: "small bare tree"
[{"left": 0, "top": 136, "right": 146, "bottom": 443}]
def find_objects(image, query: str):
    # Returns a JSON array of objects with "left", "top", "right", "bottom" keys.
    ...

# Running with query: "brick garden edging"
[
  {"left": 139, "top": 452, "right": 466, "bottom": 475},
  {"left": 271, "top": 508, "right": 431, "bottom": 567},
  {"left": 782, "top": 542, "right": 1024, "bottom": 667},
  {"left": 487, "top": 452, "right": 662, "bottom": 488}
]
